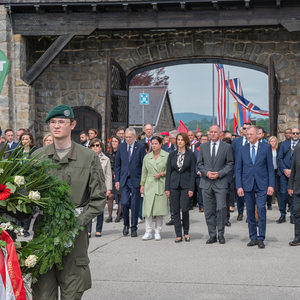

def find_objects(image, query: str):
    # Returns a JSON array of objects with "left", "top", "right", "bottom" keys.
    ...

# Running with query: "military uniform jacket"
[{"left": 34, "top": 141, "right": 107, "bottom": 227}]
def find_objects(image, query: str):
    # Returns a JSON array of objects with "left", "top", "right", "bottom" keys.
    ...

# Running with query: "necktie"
[
  {"left": 244, "top": 138, "right": 248, "bottom": 145},
  {"left": 212, "top": 143, "right": 216, "bottom": 161},
  {"left": 292, "top": 142, "right": 295, "bottom": 149},
  {"left": 128, "top": 145, "right": 131, "bottom": 163},
  {"left": 252, "top": 145, "right": 256, "bottom": 165},
  {"left": 148, "top": 139, "right": 151, "bottom": 153}
]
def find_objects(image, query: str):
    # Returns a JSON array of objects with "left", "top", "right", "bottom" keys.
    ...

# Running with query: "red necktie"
[{"left": 148, "top": 140, "right": 151, "bottom": 153}]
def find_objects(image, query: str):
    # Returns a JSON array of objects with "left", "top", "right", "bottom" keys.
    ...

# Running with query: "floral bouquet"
[{"left": 0, "top": 145, "right": 81, "bottom": 297}]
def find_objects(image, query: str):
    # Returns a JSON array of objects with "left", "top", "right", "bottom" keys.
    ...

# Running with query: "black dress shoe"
[
  {"left": 23, "top": 230, "right": 30, "bottom": 237},
  {"left": 290, "top": 217, "right": 295, "bottom": 224},
  {"left": 247, "top": 239, "right": 258, "bottom": 247},
  {"left": 289, "top": 238, "right": 300, "bottom": 246},
  {"left": 206, "top": 236, "right": 217, "bottom": 244},
  {"left": 131, "top": 230, "right": 137, "bottom": 237},
  {"left": 219, "top": 236, "right": 225, "bottom": 244},
  {"left": 166, "top": 219, "right": 174, "bottom": 226},
  {"left": 276, "top": 216, "right": 286, "bottom": 223},
  {"left": 225, "top": 221, "right": 231, "bottom": 227},
  {"left": 258, "top": 240, "right": 265, "bottom": 249},
  {"left": 105, "top": 217, "right": 113, "bottom": 223},
  {"left": 115, "top": 217, "right": 120, "bottom": 223},
  {"left": 267, "top": 205, "right": 272, "bottom": 210},
  {"left": 237, "top": 214, "right": 243, "bottom": 221},
  {"left": 123, "top": 225, "right": 129, "bottom": 236}
]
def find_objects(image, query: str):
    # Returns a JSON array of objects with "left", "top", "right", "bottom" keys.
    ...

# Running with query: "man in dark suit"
[
  {"left": 278, "top": 128, "right": 292, "bottom": 149},
  {"left": 116, "top": 126, "right": 126, "bottom": 143},
  {"left": 236, "top": 126, "right": 275, "bottom": 249},
  {"left": 232, "top": 122, "right": 251, "bottom": 221},
  {"left": 277, "top": 126, "right": 300, "bottom": 224},
  {"left": 139, "top": 124, "right": 153, "bottom": 153},
  {"left": 197, "top": 124, "right": 234, "bottom": 244},
  {"left": 288, "top": 145, "right": 300, "bottom": 246},
  {"left": 4, "top": 129, "right": 18, "bottom": 151},
  {"left": 115, "top": 127, "right": 145, "bottom": 237},
  {"left": 162, "top": 130, "right": 178, "bottom": 154}
]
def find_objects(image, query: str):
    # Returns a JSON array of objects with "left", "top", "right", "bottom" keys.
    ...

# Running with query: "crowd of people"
[
  {"left": 1, "top": 119, "right": 300, "bottom": 248},
  {"left": 2, "top": 104, "right": 300, "bottom": 299}
]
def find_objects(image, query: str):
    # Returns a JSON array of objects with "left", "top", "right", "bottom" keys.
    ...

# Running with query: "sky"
[{"left": 164, "top": 63, "right": 269, "bottom": 120}]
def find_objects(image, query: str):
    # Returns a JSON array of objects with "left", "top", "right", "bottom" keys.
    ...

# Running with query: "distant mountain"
[{"left": 174, "top": 112, "right": 213, "bottom": 123}]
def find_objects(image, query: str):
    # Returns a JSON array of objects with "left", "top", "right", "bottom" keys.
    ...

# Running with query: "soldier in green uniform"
[{"left": 32, "top": 105, "right": 107, "bottom": 300}]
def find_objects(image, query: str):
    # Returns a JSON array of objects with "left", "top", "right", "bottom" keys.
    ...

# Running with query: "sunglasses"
[
  {"left": 292, "top": 132, "right": 299, "bottom": 135},
  {"left": 92, "top": 144, "right": 100, "bottom": 147}
]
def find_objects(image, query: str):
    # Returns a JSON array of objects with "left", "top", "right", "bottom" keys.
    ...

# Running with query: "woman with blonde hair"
[{"left": 43, "top": 133, "right": 53, "bottom": 146}]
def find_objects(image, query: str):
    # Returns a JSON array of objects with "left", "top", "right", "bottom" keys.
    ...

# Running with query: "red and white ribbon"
[{"left": 0, "top": 230, "right": 26, "bottom": 300}]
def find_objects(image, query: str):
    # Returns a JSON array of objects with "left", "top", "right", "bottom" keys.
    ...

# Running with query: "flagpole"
[
  {"left": 212, "top": 64, "right": 215, "bottom": 124},
  {"left": 227, "top": 71, "right": 229, "bottom": 130}
]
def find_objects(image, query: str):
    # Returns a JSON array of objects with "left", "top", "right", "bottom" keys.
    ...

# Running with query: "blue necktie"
[
  {"left": 252, "top": 145, "right": 256, "bottom": 165},
  {"left": 128, "top": 145, "right": 131, "bottom": 163}
]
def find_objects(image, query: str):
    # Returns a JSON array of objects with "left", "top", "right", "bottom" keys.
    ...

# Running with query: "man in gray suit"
[{"left": 197, "top": 124, "right": 234, "bottom": 244}]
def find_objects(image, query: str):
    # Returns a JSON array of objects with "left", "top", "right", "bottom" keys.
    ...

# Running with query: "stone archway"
[{"left": 26, "top": 27, "right": 300, "bottom": 142}]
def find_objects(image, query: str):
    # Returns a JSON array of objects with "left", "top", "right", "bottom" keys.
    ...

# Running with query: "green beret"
[{"left": 45, "top": 105, "right": 74, "bottom": 123}]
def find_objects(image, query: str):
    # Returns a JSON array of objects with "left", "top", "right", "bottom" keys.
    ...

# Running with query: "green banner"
[{"left": 0, "top": 50, "right": 10, "bottom": 94}]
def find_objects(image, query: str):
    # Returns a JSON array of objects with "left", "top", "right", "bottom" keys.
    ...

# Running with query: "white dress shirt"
[
  {"left": 210, "top": 140, "right": 220, "bottom": 157},
  {"left": 242, "top": 136, "right": 248, "bottom": 146},
  {"left": 250, "top": 141, "right": 259, "bottom": 159}
]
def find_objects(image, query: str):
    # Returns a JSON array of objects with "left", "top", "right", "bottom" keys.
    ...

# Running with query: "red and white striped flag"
[{"left": 215, "top": 64, "right": 227, "bottom": 130}]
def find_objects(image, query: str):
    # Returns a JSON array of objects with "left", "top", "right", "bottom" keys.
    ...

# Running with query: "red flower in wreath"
[{"left": 0, "top": 184, "right": 11, "bottom": 201}]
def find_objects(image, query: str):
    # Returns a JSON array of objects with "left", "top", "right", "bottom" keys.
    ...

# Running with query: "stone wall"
[
  {"left": 1, "top": 2, "right": 300, "bottom": 143},
  {"left": 28, "top": 27, "right": 300, "bottom": 142},
  {"left": 0, "top": 6, "right": 35, "bottom": 139}
]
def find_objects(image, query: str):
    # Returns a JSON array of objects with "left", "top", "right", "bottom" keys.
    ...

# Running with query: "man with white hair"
[
  {"left": 115, "top": 127, "right": 145, "bottom": 237},
  {"left": 139, "top": 124, "right": 153, "bottom": 153},
  {"left": 162, "top": 129, "right": 178, "bottom": 153}
]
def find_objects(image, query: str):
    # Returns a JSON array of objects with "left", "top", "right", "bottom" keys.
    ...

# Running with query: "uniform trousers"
[
  {"left": 202, "top": 186, "right": 227, "bottom": 238},
  {"left": 32, "top": 224, "right": 91, "bottom": 300},
  {"left": 145, "top": 212, "right": 163, "bottom": 234},
  {"left": 170, "top": 187, "right": 190, "bottom": 238}
]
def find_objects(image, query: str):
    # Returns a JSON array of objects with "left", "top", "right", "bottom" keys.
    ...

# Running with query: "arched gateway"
[{"left": 0, "top": 1, "right": 299, "bottom": 145}]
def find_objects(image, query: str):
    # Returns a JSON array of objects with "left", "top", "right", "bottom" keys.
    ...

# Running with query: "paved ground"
[{"left": 81, "top": 204, "right": 300, "bottom": 300}]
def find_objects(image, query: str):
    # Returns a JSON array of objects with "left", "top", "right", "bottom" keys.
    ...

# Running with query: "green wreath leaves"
[{"left": 0, "top": 145, "right": 82, "bottom": 282}]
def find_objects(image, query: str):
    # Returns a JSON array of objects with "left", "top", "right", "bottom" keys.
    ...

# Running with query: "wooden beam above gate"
[
  {"left": 12, "top": 7, "right": 300, "bottom": 36},
  {"left": 22, "top": 33, "right": 74, "bottom": 85}
]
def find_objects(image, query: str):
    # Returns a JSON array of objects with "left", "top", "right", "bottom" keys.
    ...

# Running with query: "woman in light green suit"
[{"left": 140, "top": 136, "right": 169, "bottom": 241}]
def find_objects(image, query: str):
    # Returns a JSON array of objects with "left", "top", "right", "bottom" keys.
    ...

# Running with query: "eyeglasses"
[
  {"left": 91, "top": 144, "right": 100, "bottom": 147},
  {"left": 292, "top": 132, "right": 299, "bottom": 135},
  {"left": 242, "top": 127, "right": 249, "bottom": 130},
  {"left": 48, "top": 120, "right": 71, "bottom": 126}
]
